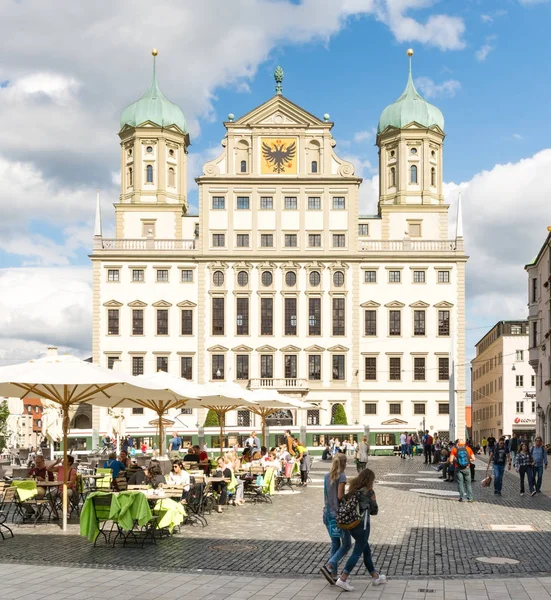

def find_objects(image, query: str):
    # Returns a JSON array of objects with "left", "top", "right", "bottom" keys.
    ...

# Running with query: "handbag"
[
  {"left": 327, "top": 515, "right": 341, "bottom": 538},
  {"left": 481, "top": 463, "right": 492, "bottom": 487}
]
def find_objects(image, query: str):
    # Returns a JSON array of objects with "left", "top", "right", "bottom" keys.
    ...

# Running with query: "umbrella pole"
[
  {"left": 158, "top": 413, "right": 164, "bottom": 458},
  {"left": 62, "top": 396, "right": 69, "bottom": 532},
  {"left": 218, "top": 410, "right": 225, "bottom": 457}
]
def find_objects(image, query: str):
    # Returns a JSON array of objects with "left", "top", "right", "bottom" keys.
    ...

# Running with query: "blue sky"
[{"left": 0, "top": 0, "right": 550, "bottom": 375}]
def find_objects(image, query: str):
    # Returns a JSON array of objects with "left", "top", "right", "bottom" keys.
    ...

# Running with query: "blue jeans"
[
  {"left": 342, "top": 520, "right": 376, "bottom": 577},
  {"left": 401, "top": 444, "right": 407, "bottom": 457},
  {"left": 326, "top": 521, "right": 352, "bottom": 576},
  {"left": 519, "top": 465, "right": 534, "bottom": 494},
  {"left": 534, "top": 465, "right": 544, "bottom": 492},
  {"left": 456, "top": 467, "right": 473, "bottom": 500},
  {"left": 493, "top": 463, "right": 505, "bottom": 492}
]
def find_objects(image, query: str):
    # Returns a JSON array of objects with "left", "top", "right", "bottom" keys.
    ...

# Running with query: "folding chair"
[
  {"left": 91, "top": 494, "right": 122, "bottom": 547},
  {"left": 0, "top": 488, "right": 14, "bottom": 539},
  {"left": 95, "top": 468, "right": 112, "bottom": 491},
  {"left": 183, "top": 479, "right": 208, "bottom": 527}
]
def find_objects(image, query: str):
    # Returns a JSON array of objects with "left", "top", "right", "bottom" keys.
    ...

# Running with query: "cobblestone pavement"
[
  {"left": 2, "top": 456, "right": 551, "bottom": 580},
  {"left": 2, "top": 564, "right": 551, "bottom": 600}
]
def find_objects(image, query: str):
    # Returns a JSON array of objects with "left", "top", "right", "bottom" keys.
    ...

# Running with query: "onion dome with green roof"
[
  {"left": 377, "top": 50, "right": 444, "bottom": 134},
  {"left": 120, "top": 49, "right": 187, "bottom": 133}
]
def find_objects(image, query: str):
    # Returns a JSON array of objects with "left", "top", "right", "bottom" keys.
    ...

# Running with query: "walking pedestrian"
[
  {"left": 321, "top": 454, "right": 351, "bottom": 585},
  {"left": 481, "top": 437, "right": 488, "bottom": 455},
  {"left": 356, "top": 436, "right": 369, "bottom": 473},
  {"left": 450, "top": 439, "right": 475, "bottom": 502},
  {"left": 334, "top": 468, "right": 386, "bottom": 591},
  {"left": 489, "top": 438, "right": 511, "bottom": 496},
  {"left": 400, "top": 432, "right": 407, "bottom": 459},
  {"left": 514, "top": 442, "right": 535, "bottom": 496},
  {"left": 487, "top": 435, "right": 496, "bottom": 456},
  {"left": 422, "top": 430, "right": 433, "bottom": 464},
  {"left": 509, "top": 433, "right": 519, "bottom": 466},
  {"left": 530, "top": 436, "right": 548, "bottom": 493},
  {"left": 406, "top": 433, "right": 413, "bottom": 458}
]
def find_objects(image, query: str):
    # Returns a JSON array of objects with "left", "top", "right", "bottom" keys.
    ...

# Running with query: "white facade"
[
  {"left": 526, "top": 231, "right": 551, "bottom": 441},
  {"left": 83, "top": 67, "right": 467, "bottom": 449}
]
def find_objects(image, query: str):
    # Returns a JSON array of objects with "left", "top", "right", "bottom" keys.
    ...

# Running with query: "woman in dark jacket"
[{"left": 212, "top": 457, "right": 232, "bottom": 513}]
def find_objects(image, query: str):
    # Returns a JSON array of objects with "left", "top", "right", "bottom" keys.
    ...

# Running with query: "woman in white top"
[{"left": 167, "top": 460, "right": 191, "bottom": 491}]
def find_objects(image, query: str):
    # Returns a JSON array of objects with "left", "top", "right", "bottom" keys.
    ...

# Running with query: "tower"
[
  {"left": 117, "top": 49, "right": 190, "bottom": 239},
  {"left": 376, "top": 50, "right": 447, "bottom": 241}
]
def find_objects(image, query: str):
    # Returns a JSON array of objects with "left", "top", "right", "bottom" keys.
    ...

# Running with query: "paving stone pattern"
[{"left": 2, "top": 456, "right": 551, "bottom": 579}]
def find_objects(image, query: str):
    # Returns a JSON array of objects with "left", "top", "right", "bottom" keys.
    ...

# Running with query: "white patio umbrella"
[
  {"left": 0, "top": 348, "right": 187, "bottom": 531},
  {"left": 6, "top": 397, "right": 23, "bottom": 450}
]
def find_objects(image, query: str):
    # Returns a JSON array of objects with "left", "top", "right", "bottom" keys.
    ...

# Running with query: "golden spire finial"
[
  {"left": 152, "top": 48, "right": 158, "bottom": 56},
  {"left": 407, "top": 48, "right": 414, "bottom": 57}
]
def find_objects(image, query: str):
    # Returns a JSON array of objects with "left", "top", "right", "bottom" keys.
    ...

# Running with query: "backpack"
[
  {"left": 425, "top": 435, "right": 433, "bottom": 446},
  {"left": 456, "top": 446, "right": 470, "bottom": 469},
  {"left": 336, "top": 491, "right": 362, "bottom": 530}
]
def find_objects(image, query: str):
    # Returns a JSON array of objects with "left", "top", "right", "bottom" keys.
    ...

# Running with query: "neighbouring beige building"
[{"left": 472, "top": 321, "right": 536, "bottom": 443}]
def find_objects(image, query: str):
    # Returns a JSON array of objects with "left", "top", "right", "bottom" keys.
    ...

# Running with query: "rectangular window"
[
  {"left": 284, "top": 297, "right": 297, "bottom": 336},
  {"left": 365, "top": 357, "right": 377, "bottom": 381},
  {"left": 236, "top": 234, "right": 250, "bottom": 248},
  {"left": 181, "top": 356, "right": 192, "bottom": 379},
  {"left": 531, "top": 277, "right": 538, "bottom": 303},
  {"left": 132, "top": 356, "right": 144, "bottom": 376},
  {"left": 438, "top": 357, "right": 450, "bottom": 381},
  {"left": 515, "top": 401, "right": 524, "bottom": 413},
  {"left": 132, "top": 407, "right": 144, "bottom": 415},
  {"left": 438, "top": 310, "right": 450, "bottom": 336},
  {"left": 157, "top": 269, "right": 169, "bottom": 282},
  {"left": 438, "top": 403, "right": 450, "bottom": 415},
  {"left": 308, "top": 298, "right": 321, "bottom": 335},
  {"left": 389, "top": 357, "right": 401, "bottom": 381},
  {"left": 358, "top": 224, "right": 369, "bottom": 236},
  {"left": 212, "top": 196, "right": 225, "bottom": 210},
  {"left": 107, "top": 356, "right": 117, "bottom": 370},
  {"left": 284, "top": 234, "right": 297, "bottom": 247},
  {"left": 260, "top": 234, "right": 274, "bottom": 248},
  {"left": 260, "top": 355, "right": 273, "bottom": 379},
  {"left": 332, "top": 197, "right": 346, "bottom": 210},
  {"left": 156, "top": 309, "right": 168, "bottom": 335},
  {"left": 212, "top": 298, "right": 225, "bottom": 335},
  {"left": 364, "top": 403, "right": 377, "bottom": 415},
  {"left": 414, "top": 357, "right": 426, "bottom": 381},
  {"left": 531, "top": 374, "right": 536, "bottom": 387},
  {"left": 389, "top": 310, "right": 401, "bottom": 336},
  {"left": 308, "top": 234, "right": 321, "bottom": 247},
  {"left": 181, "top": 269, "right": 193, "bottom": 282},
  {"left": 438, "top": 271, "right": 450, "bottom": 283},
  {"left": 365, "top": 270, "right": 377, "bottom": 283},
  {"left": 332, "top": 355, "right": 345, "bottom": 380},
  {"left": 364, "top": 310, "right": 377, "bottom": 336},
  {"left": 389, "top": 403, "right": 401, "bottom": 415},
  {"left": 413, "top": 270, "right": 426, "bottom": 283},
  {"left": 332, "top": 297, "right": 345, "bottom": 336},
  {"left": 236, "top": 196, "right": 250, "bottom": 210},
  {"left": 284, "top": 196, "right": 297, "bottom": 210},
  {"left": 516, "top": 375, "right": 524, "bottom": 387},
  {"left": 108, "top": 309, "right": 119, "bottom": 335},
  {"left": 516, "top": 350, "right": 524, "bottom": 361},
  {"left": 260, "top": 196, "right": 273, "bottom": 210},
  {"left": 532, "top": 322, "right": 538, "bottom": 348},
  {"left": 261, "top": 297, "right": 273, "bottom": 335},
  {"left": 532, "top": 401, "right": 536, "bottom": 413},
  {"left": 308, "top": 196, "right": 321, "bottom": 210},
  {"left": 132, "top": 309, "right": 144, "bottom": 335},
  {"left": 132, "top": 269, "right": 144, "bottom": 282},
  {"left": 236, "top": 355, "right": 249, "bottom": 380},
  {"left": 107, "top": 269, "right": 119, "bottom": 282},
  {"left": 212, "top": 355, "right": 224, "bottom": 380},
  {"left": 308, "top": 355, "right": 321, "bottom": 380},
  {"left": 388, "top": 270, "right": 401, "bottom": 283},
  {"left": 181, "top": 309, "right": 193, "bottom": 335},
  {"left": 414, "top": 403, "right": 426, "bottom": 415},
  {"left": 307, "top": 409, "right": 320, "bottom": 425},
  {"left": 236, "top": 297, "right": 249, "bottom": 335},
  {"left": 408, "top": 222, "right": 421, "bottom": 237},
  {"left": 285, "top": 355, "right": 297, "bottom": 379},
  {"left": 414, "top": 310, "right": 426, "bottom": 336},
  {"left": 156, "top": 356, "right": 168, "bottom": 373},
  {"left": 212, "top": 234, "right": 225, "bottom": 248},
  {"left": 237, "top": 410, "right": 251, "bottom": 427},
  {"left": 332, "top": 234, "right": 346, "bottom": 248}
]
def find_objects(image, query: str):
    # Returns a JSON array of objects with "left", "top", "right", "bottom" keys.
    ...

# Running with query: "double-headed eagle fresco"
[{"left": 262, "top": 139, "right": 296, "bottom": 173}]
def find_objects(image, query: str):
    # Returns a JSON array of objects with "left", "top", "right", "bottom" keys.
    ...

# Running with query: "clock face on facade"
[{"left": 260, "top": 137, "right": 297, "bottom": 174}]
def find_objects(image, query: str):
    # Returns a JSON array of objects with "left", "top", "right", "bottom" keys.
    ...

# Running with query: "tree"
[
  {"left": 203, "top": 409, "right": 220, "bottom": 427},
  {"left": 0, "top": 400, "right": 9, "bottom": 448},
  {"left": 332, "top": 403, "right": 348, "bottom": 425}
]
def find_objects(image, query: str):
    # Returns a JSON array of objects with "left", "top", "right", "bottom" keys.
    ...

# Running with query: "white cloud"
[
  {"left": 476, "top": 36, "right": 497, "bottom": 61},
  {"left": 512, "top": 133, "right": 524, "bottom": 141},
  {"left": 353, "top": 130, "right": 374, "bottom": 143},
  {"left": 480, "top": 10, "right": 507, "bottom": 23},
  {"left": 415, "top": 76, "right": 461, "bottom": 99}
]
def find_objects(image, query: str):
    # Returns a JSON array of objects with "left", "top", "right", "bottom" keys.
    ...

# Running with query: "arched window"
[
  {"left": 128, "top": 167, "right": 133, "bottom": 187},
  {"left": 168, "top": 167, "right": 175, "bottom": 187},
  {"left": 410, "top": 164, "right": 418, "bottom": 184},
  {"left": 431, "top": 167, "right": 436, "bottom": 187},
  {"left": 240, "top": 160, "right": 247, "bottom": 173},
  {"left": 311, "top": 160, "right": 318, "bottom": 173},
  {"left": 390, "top": 167, "right": 396, "bottom": 187},
  {"left": 146, "top": 164, "right": 153, "bottom": 183}
]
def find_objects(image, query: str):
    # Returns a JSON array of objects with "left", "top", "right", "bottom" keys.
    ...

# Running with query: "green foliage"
[
  {"left": 204, "top": 409, "right": 220, "bottom": 428},
  {"left": 0, "top": 400, "right": 9, "bottom": 447},
  {"left": 332, "top": 403, "right": 348, "bottom": 425}
]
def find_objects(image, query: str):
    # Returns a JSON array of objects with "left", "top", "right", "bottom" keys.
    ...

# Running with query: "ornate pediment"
[
  {"left": 232, "top": 345, "right": 253, "bottom": 353},
  {"left": 255, "top": 262, "right": 278, "bottom": 270},
  {"left": 127, "top": 300, "right": 147, "bottom": 308},
  {"left": 385, "top": 301, "right": 406, "bottom": 308},
  {"left": 280, "top": 345, "right": 301, "bottom": 353},
  {"left": 208, "top": 261, "right": 229, "bottom": 271},
  {"left": 232, "top": 95, "right": 326, "bottom": 128},
  {"left": 280, "top": 262, "right": 302, "bottom": 270},
  {"left": 207, "top": 345, "right": 229, "bottom": 353},
  {"left": 232, "top": 262, "right": 254, "bottom": 270},
  {"left": 103, "top": 300, "right": 123, "bottom": 307},
  {"left": 152, "top": 300, "right": 173, "bottom": 308},
  {"left": 381, "top": 418, "right": 408, "bottom": 425},
  {"left": 361, "top": 300, "right": 381, "bottom": 308},
  {"left": 305, "top": 261, "right": 326, "bottom": 270},
  {"left": 304, "top": 345, "right": 325, "bottom": 353},
  {"left": 328, "top": 261, "right": 350, "bottom": 271},
  {"left": 328, "top": 345, "right": 349, "bottom": 353},
  {"left": 434, "top": 301, "right": 454, "bottom": 308},
  {"left": 409, "top": 301, "right": 430, "bottom": 308},
  {"left": 177, "top": 300, "right": 197, "bottom": 308},
  {"left": 256, "top": 345, "right": 277, "bottom": 353}
]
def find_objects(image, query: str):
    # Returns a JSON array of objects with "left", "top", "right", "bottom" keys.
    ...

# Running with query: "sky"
[{"left": 0, "top": 0, "right": 550, "bottom": 392}]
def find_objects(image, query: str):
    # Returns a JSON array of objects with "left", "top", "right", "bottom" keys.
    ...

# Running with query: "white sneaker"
[
  {"left": 372, "top": 574, "right": 387, "bottom": 586},
  {"left": 335, "top": 578, "right": 354, "bottom": 592}
]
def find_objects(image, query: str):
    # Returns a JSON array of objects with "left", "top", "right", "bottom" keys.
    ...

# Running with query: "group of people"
[{"left": 322, "top": 437, "right": 370, "bottom": 473}]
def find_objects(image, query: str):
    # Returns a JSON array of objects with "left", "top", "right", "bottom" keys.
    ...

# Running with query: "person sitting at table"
[
  {"left": 223, "top": 456, "right": 245, "bottom": 506},
  {"left": 103, "top": 453, "right": 126, "bottom": 479},
  {"left": 193, "top": 444, "right": 210, "bottom": 474},
  {"left": 119, "top": 450, "right": 131, "bottom": 469},
  {"left": 241, "top": 447, "right": 252, "bottom": 465},
  {"left": 48, "top": 455, "right": 78, "bottom": 514},
  {"left": 212, "top": 457, "right": 232, "bottom": 513},
  {"left": 183, "top": 447, "right": 200, "bottom": 464},
  {"left": 167, "top": 460, "right": 191, "bottom": 491},
  {"left": 28, "top": 455, "right": 54, "bottom": 498},
  {"left": 128, "top": 461, "right": 166, "bottom": 488},
  {"left": 263, "top": 450, "right": 282, "bottom": 472}
]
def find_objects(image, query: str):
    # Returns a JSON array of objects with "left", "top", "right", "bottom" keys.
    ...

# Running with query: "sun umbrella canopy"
[
  {"left": 248, "top": 389, "right": 312, "bottom": 409},
  {"left": 41, "top": 399, "right": 63, "bottom": 443},
  {"left": 198, "top": 382, "right": 256, "bottom": 407}
]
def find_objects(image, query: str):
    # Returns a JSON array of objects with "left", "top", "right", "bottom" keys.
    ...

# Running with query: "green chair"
[{"left": 95, "top": 468, "right": 112, "bottom": 491}]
